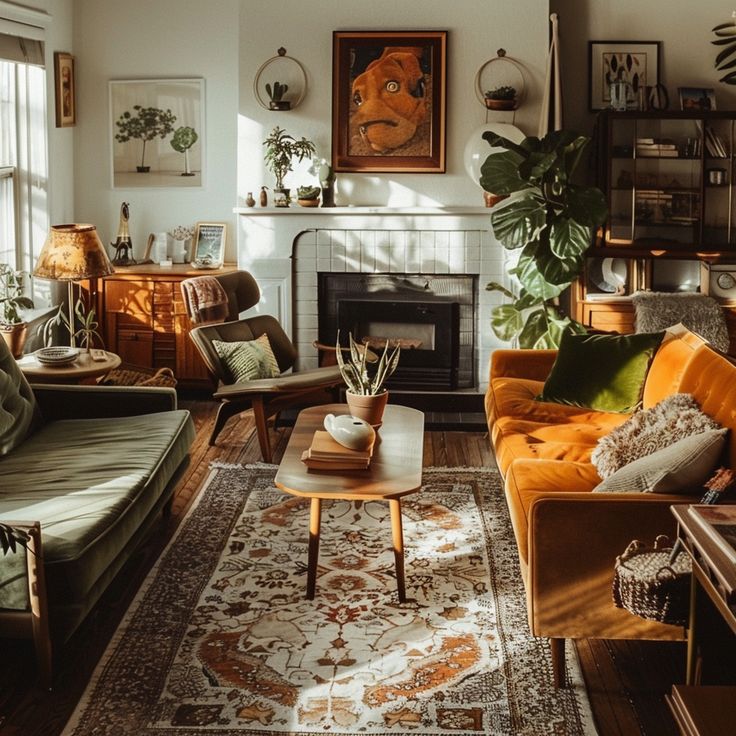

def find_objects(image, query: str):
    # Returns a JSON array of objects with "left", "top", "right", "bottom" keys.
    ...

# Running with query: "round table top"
[{"left": 17, "top": 349, "right": 121, "bottom": 382}]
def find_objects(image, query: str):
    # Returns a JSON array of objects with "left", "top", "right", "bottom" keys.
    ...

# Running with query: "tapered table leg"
[
  {"left": 307, "top": 497, "right": 322, "bottom": 600},
  {"left": 389, "top": 498, "right": 406, "bottom": 603}
]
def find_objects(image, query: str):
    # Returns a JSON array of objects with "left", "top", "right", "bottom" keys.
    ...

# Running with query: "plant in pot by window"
[
  {"left": 263, "top": 126, "right": 316, "bottom": 206},
  {"left": 484, "top": 85, "right": 518, "bottom": 110},
  {"left": 170, "top": 126, "right": 198, "bottom": 176},
  {"left": 114, "top": 105, "right": 177, "bottom": 173},
  {"left": 0, "top": 264, "right": 33, "bottom": 358},
  {"left": 297, "top": 185, "right": 321, "bottom": 207},
  {"left": 479, "top": 129, "right": 608, "bottom": 348},
  {"left": 266, "top": 81, "right": 290, "bottom": 111},
  {"left": 336, "top": 332, "right": 400, "bottom": 428}
]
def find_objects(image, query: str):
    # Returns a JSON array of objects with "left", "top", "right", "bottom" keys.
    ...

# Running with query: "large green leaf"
[
  {"left": 512, "top": 245, "right": 566, "bottom": 300},
  {"left": 549, "top": 215, "right": 593, "bottom": 260},
  {"left": 480, "top": 149, "right": 527, "bottom": 195},
  {"left": 485, "top": 281, "right": 516, "bottom": 300},
  {"left": 517, "top": 308, "right": 549, "bottom": 348},
  {"left": 490, "top": 191, "right": 546, "bottom": 250},
  {"left": 565, "top": 184, "right": 608, "bottom": 226},
  {"left": 481, "top": 131, "right": 528, "bottom": 157},
  {"left": 490, "top": 304, "right": 524, "bottom": 341},
  {"left": 518, "top": 150, "right": 558, "bottom": 183},
  {"left": 534, "top": 242, "right": 581, "bottom": 286}
]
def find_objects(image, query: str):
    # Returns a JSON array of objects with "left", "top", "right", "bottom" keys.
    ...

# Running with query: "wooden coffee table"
[
  {"left": 275, "top": 403, "right": 424, "bottom": 602},
  {"left": 17, "top": 350, "right": 121, "bottom": 384}
]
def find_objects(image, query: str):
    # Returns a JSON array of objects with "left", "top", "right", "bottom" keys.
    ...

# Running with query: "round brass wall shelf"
[
  {"left": 254, "top": 47, "right": 308, "bottom": 111},
  {"left": 474, "top": 49, "right": 527, "bottom": 111}
]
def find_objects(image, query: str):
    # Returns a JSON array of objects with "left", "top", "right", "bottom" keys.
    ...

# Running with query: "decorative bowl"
[{"left": 35, "top": 346, "right": 79, "bottom": 365}]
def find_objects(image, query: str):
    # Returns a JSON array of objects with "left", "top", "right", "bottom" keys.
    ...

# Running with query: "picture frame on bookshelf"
[
  {"left": 678, "top": 87, "right": 716, "bottom": 112},
  {"left": 588, "top": 40, "right": 661, "bottom": 111}
]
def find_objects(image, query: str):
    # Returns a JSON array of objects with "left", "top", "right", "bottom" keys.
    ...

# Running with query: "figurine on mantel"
[
  {"left": 111, "top": 201, "right": 135, "bottom": 266},
  {"left": 260, "top": 186, "right": 268, "bottom": 207}
]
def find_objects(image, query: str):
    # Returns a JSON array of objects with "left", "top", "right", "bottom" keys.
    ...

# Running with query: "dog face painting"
[{"left": 350, "top": 46, "right": 429, "bottom": 154}]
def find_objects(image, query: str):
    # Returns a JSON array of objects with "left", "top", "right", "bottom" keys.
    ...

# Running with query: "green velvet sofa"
[{"left": 0, "top": 338, "right": 195, "bottom": 685}]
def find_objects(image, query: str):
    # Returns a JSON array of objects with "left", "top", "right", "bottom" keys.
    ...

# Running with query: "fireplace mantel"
[{"left": 235, "top": 205, "right": 506, "bottom": 390}]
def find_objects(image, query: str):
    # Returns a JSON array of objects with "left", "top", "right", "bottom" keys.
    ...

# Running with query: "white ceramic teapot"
[{"left": 323, "top": 413, "right": 375, "bottom": 451}]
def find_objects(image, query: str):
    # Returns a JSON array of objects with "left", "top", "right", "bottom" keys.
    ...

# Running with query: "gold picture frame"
[{"left": 54, "top": 52, "right": 76, "bottom": 127}]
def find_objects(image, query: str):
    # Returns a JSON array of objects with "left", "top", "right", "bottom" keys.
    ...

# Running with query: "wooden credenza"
[{"left": 97, "top": 264, "right": 237, "bottom": 388}]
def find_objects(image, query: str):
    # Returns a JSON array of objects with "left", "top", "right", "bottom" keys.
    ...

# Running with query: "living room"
[{"left": 1, "top": 0, "right": 736, "bottom": 734}]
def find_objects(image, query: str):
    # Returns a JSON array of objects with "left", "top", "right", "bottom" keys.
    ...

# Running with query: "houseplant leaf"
[
  {"left": 480, "top": 149, "right": 526, "bottom": 194},
  {"left": 565, "top": 184, "right": 608, "bottom": 226},
  {"left": 490, "top": 191, "right": 546, "bottom": 250},
  {"left": 490, "top": 304, "right": 524, "bottom": 341},
  {"left": 512, "top": 246, "right": 567, "bottom": 300},
  {"left": 549, "top": 215, "right": 593, "bottom": 260}
]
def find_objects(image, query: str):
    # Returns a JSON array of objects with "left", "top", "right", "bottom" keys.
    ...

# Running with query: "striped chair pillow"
[{"left": 212, "top": 334, "right": 281, "bottom": 383}]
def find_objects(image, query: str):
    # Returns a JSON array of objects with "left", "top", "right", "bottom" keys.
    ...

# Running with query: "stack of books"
[
  {"left": 635, "top": 138, "right": 679, "bottom": 158},
  {"left": 301, "top": 430, "right": 374, "bottom": 470}
]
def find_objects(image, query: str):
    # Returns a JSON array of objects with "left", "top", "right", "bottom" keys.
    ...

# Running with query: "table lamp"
[{"left": 33, "top": 224, "right": 114, "bottom": 347}]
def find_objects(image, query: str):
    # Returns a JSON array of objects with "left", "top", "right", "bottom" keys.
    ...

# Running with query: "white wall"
[
  {"left": 552, "top": 0, "right": 736, "bottom": 135},
  {"left": 238, "top": 0, "right": 549, "bottom": 207},
  {"left": 73, "top": 0, "right": 239, "bottom": 261}
]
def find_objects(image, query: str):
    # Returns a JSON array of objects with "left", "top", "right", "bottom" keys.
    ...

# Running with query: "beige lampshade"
[{"left": 34, "top": 224, "right": 114, "bottom": 281}]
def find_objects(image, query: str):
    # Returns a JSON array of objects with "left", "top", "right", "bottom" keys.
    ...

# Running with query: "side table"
[{"left": 17, "top": 350, "right": 121, "bottom": 384}]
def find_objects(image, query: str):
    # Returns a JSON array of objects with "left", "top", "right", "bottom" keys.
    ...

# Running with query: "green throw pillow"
[
  {"left": 213, "top": 334, "right": 281, "bottom": 383},
  {"left": 537, "top": 331, "right": 665, "bottom": 413}
]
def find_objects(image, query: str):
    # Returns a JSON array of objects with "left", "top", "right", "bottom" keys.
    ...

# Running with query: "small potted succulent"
[
  {"left": 336, "top": 332, "right": 400, "bottom": 428},
  {"left": 266, "top": 81, "right": 290, "bottom": 111},
  {"left": 484, "top": 85, "right": 518, "bottom": 111},
  {"left": 0, "top": 264, "right": 33, "bottom": 358},
  {"left": 297, "top": 185, "right": 321, "bottom": 207}
]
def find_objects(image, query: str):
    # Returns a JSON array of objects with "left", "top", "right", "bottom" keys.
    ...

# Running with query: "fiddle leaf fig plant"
[{"left": 480, "top": 129, "right": 608, "bottom": 348}]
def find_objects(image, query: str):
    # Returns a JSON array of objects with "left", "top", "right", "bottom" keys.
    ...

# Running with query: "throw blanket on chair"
[
  {"left": 181, "top": 276, "right": 229, "bottom": 325},
  {"left": 632, "top": 291, "right": 730, "bottom": 353}
]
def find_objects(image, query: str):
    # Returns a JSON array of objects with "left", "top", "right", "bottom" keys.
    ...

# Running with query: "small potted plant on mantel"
[
  {"left": 336, "top": 332, "right": 400, "bottom": 428},
  {"left": 296, "top": 185, "right": 321, "bottom": 207},
  {"left": 0, "top": 264, "right": 33, "bottom": 358},
  {"left": 484, "top": 85, "right": 518, "bottom": 110},
  {"left": 263, "top": 126, "right": 316, "bottom": 206}
]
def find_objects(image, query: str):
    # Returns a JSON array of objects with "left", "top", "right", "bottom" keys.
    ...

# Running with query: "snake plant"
[{"left": 336, "top": 332, "right": 400, "bottom": 395}]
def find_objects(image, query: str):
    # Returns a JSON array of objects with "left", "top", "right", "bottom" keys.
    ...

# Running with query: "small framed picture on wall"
[
  {"left": 191, "top": 222, "right": 226, "bottom": 269},
  {"left": 54, "top": 52, "right": 76, "bottom": 127}
]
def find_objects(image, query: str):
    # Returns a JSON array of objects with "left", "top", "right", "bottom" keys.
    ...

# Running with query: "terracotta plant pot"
[
  {"left": 484, "top": 98, "right": 517, "bottom": 111},
  {"left": 298, "top": 198, "right": 320, "bottom": 207},
  {"left": 0, "top": 323, "right": 27, "bottom": 358},
  {"left": 345, "top": 389, "right": 389, "bottom": 428}
]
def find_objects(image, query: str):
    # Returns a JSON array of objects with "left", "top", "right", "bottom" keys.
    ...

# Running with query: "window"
[{"left": 0, "top": 31, "right": 48, "bottom": 300}]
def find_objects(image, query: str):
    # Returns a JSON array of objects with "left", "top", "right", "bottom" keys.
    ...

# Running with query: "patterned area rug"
[{"left": 63, "top": 465, "right": 597, "bottom": 736}]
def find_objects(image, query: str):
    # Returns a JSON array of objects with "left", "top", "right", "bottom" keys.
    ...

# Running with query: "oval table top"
[{"left": 275, "top": 403, "right": 425, "bottom": 501}]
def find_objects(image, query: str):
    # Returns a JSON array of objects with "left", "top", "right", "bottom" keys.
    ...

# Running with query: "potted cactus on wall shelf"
[{"left": 266, "top": 81, "right": 290, "bottom": 110}]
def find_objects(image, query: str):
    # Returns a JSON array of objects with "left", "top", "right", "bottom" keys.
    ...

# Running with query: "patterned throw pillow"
[
  {"left": 591, "top": 393, "right": 723, "bottom": 479},
  {"left": 212, "top": 334, "right": 281, "bottom": 383},
  {"left": 593, "top": 429, "right": 727, "bottom": 493}
]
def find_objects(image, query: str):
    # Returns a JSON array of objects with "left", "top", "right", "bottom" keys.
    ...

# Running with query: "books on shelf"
[
  {"left": 704, "top": 128, "right": 729, "bottom": 158},
  {"left": 301, "top": 430, "right": 374, "bottom": 470},
  {"left": 687, "top": 504, "right": 736, "bottom": 564},
  {"left": 636, "top": 137, "right": 679, "bottom": 158}
]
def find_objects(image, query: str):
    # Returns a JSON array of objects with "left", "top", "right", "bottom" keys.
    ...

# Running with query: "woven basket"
[
  {"left": 100, "top": 364, "right": 177, "bottom": 388},
  {"left": 612, "top": 535, "right": 691, "bottom": 626}
]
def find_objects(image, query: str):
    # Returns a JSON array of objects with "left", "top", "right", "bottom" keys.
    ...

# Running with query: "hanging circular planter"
[
  {"left": 474, "top": 49, "right": 527, "bottom": 111},
  {"left": 253, "top": 47, "right": 308, "bottom": 111}
]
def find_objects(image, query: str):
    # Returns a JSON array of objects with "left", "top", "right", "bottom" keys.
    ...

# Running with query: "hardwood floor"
[{"left": 0, "top": 398, "right": 686, "bottom": 736}]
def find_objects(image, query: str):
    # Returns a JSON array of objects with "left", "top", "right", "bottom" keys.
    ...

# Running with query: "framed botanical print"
[
  {"left": 588, "top": 40, "right": 661, "bottom": 111},
  {"left": 332, "top": 30, "right": 447, "bottom": 173}
]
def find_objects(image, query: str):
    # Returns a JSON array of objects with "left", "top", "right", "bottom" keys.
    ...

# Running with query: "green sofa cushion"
[
  {"left": 537, "top": 331, "right": 665, "bottom": 413},
  {"left": 0, "top": 336, "right": 38, "bottom": 455},
  {"left": 0, "top": 410, "right": 194, "bottom": 617}
]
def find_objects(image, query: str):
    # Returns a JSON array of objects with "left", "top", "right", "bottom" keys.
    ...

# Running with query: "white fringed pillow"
[{"left": 591, "top": 393, "right": 722, "bottom": 479}]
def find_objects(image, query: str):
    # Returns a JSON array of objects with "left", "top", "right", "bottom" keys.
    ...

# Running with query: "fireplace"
[{"left": 319, "top": 273, "right": 476, "bottom": 390}]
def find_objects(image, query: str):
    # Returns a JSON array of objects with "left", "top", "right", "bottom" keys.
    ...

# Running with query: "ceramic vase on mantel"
[{"left": 345, "top": 389, "right": 389, "bottom": 429}]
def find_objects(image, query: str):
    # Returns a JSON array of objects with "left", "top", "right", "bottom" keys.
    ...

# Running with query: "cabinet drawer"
[{"left": 583, "top": 304, "right": 635, "bottom": 334}]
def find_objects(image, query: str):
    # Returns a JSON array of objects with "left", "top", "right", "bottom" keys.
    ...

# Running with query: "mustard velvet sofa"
[
  {"left": 0, "top": 338, "right": 195, "bottom": 685},
  {"left": 485, "top": 328, "right": 736, "bottom": 685}
]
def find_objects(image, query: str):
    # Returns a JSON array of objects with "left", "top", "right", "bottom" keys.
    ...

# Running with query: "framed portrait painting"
[
  {"left": 332, "top": 30, "right": 447, "bottom": 173},
  {"left": 109, "top": 78, "right": 204, "bottom": 188},
  {"left": 54, "top": 52, "right": 75, "bottom": 127},
  {"left": 588, "top": 41, "right": 661, "bottom": 111}
]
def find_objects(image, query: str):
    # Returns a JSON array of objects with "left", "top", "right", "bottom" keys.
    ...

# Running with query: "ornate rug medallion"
[{"left": 63, "top": 465, "right": 597, "bottom": 735}]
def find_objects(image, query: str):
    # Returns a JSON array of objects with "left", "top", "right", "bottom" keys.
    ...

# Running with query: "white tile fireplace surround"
[{"left": 234, "top": 207, "right": 509, "bottom": 391}]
